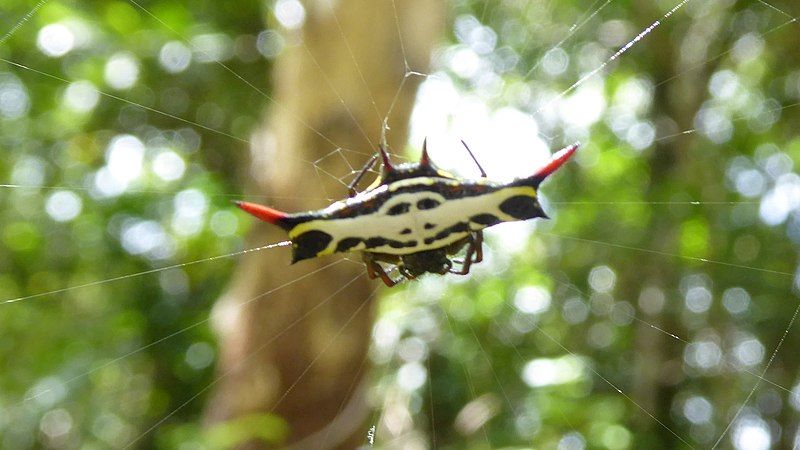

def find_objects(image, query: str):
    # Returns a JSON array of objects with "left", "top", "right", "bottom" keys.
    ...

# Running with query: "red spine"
[
  {"left": 234, "top": 201, "right": 289, "bottom": 226},
  {"left": 533, "top": 143, "right": 579, "bottom": 180}
]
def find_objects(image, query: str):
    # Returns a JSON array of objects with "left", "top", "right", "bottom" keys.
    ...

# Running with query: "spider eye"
[
  {"left": 387, "top": 202, "right": 411, "bottom": 216},
  {"left": 417, "top": 198, "right": 441, "bottom": 210}
]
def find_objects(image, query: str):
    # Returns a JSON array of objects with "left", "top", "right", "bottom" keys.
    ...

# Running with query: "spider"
[{"left": 236, "top": 139, "right": 578, "bottom": 287}]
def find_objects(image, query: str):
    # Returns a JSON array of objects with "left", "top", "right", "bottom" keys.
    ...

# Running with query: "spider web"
[{"left": 1, "top": 0, "right": 799, "bottom": 449}]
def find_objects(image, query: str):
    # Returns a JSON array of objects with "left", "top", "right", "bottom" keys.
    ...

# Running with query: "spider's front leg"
[
  {"left": 460, "top": 140, "right": 487, "bottom": 178},
  {"left": 363, "top": 252, "right": 399, "bottom": 287},
  {"left": 347, "top": 153, "right": 379, "bottom": 198}
]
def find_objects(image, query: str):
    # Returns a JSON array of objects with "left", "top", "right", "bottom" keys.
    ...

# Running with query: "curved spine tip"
[
  {"left": 379, "top": 144, "right": 394, "bottom": 172},
  {"left": 420, "top": 137, "right": 431, "bottom": 167},
  {"left": 533, "top": 143, "right": 580, "bottom": 180}
]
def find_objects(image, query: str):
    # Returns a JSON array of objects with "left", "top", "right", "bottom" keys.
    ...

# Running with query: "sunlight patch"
[
  {"left": 106, "top": 134, "right": 145, "bottom": 188},
  {"left": 684, "top": 339, "right": 722, "bottom": 371},
  {"left": 37, "top": 24, "right": 75, "bottom": 57},
  {"left": 410, "top": 75, "right": 552, "bottom": 182},
  {"left": 185, "top": 342, "right": 215, "bottom": 370},
  {"left": 557, "top": 431, "right": 586, "bottom": 450},
  {"left": 10, "top": 156, "right": 45, "bottom": 186},
  {"left": 152, "top": 149, "right": 186, "bottom": 182},
  {"left": 39, "top": 408, "right": 73, "bottom": 443},
  {"left": 722, "top": 287, "right": 751, "bottom": 315},
  {"left": 731, "top": 335, "right": 764, "bottom": 367},
  {"left": 26, "top": 377, "right": 66, "bottom": 407},
  {"left": 173, "top": 189, "right": 208, "bottom": 236},
  {"left": 732, "top": 415, "right": 771, "bottom": 450},
  {"left": 63, "top": 80, "right": 100, "bottom": 112},
  {"left": 158, "top": 41, "right": 192, "bottom": 73},
  {"left": 274, "top": 0, "right": 305, "bottom": 30},
  {"left": 210, "top": 211, "right": 239, "bottom": 237},
  {"left": 104, "top": 52, "right": 140, "bottom": 90},
  {"left": 257, "top": 30, "right": 284, "bottom": 59},
  {"left": 588, "top": 265, "right": 616, "bottom": 293},
  {"left": 191, "top": 34, "right": 233, "bottom": 63},
  {"left": 0, "top": 73, "right": 30, "bottom": 119},
  {"left": 759, "top": 174, "right": 800, "bottom": 226},
  {"left": 514, "top": 286, "right": 551, "bottom": 315},
  {"left": 559, "top": 81, "right": 606, "bottom": 128},
  {"left": 562, "top": 298, "right": 590, "bottom": 324},
  {"left": 683, "top": 395, "right": 713, "bottom": 424},
  {"left": 120, "top": 220, "right": 173, "bottom": 259},
  {"left": 521, "top": 355, "right": 585, "bottom": 387},
  {"left": 397, "top": 362, "right": 426, "bottom": 392},
  {"left": 684, "top": 285, "right": 712, "bottom": 313},
  {"left": 542, "top": 47, "right": 569, "bottom": 76},
  {"left": 45, "top": 190, "right": 82, "bottom": 222}
]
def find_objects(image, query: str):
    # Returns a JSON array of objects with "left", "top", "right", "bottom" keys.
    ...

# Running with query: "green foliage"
[
  {"left": 157, "top": 413, "right": 288, "bottom": 449},
  {"left": 1, "top": 0, "right": 271, "bottom": 448},
  {"left": 2, "top": 0, "right": 800, "bottom": 449},
  {"left": 371, "top": 0, "right": 800, "bottom": 448}
]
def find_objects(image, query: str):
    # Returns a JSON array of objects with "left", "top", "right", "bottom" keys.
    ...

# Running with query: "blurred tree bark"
[{"left": 204, "top": 0, "right": 444, "bottom": 448}]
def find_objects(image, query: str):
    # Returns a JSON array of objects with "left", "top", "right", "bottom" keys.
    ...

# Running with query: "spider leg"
[
  {"left": 449, "top": 234, "right": 479, "bottom": 275},
  {"left": 442, "top": 259, "right": 453, "bottom": 274},
  {"left": 363, "top": 252, "right": 398, "bottom": 287},
  {"left": 474, "top": 230, "right": 484, "bottom": 263},
  {"left": 449, "top": 231, "right": 484, "bottom": 275},
  {"left": 399, "top": 265, "right": 417, "bottom": 280},
  {"left": 347, "top": 153, "right": 379, "bottom": 198},
  {"left": 460, "top": 140, "right": 487, "bottom": 178}
]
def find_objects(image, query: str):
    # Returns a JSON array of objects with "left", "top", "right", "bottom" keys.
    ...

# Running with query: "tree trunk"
[{"left": 204, "top": 1, "right": 444, "bottom": 448}]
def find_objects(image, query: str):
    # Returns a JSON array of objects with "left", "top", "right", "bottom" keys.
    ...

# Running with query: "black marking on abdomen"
[
  {"left": 387, "top": 202, "right": 411, "bottom": 216},
  {"left": 400, "top": 228, "right": 412, "bottom": 235},
  {"left": 499, "top": 195, "right": 543, "bottom": 220},
  {"left": 364, "top": 236, "right": 416, "bottom": 250},
  {"left": 424, "top": 222, "right": 469, "bottom": 245},
  {"left": 417, "top": 198, "right": 441, "bottom": 210},
  {"left": 424, "top": 223, "right": 435, "bottom": 229},
  {"left": 470, "top": 214, "right": 500, "bottom": 226},
  {"left": 365, "top": 237, "right": 389, "bottom": 248},
  {"left": 335, "top": 237, "right": 362, "bottom": 253},
  {"left": 292, "top": 230, "right": 333, "bottom": 263}
]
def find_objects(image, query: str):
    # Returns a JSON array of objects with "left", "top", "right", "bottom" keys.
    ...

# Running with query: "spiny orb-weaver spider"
[{"left": 236, "top": 140, "right": 578, "bottom": 287}]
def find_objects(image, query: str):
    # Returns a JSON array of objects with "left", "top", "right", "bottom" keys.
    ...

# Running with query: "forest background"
[{"left": 2, "top": 0, "right": 800, "bottom": 449}]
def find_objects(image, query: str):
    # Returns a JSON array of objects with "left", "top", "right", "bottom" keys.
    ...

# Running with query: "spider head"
[{"left": 401, "top": 249, "right": 452, "bottom": 277}]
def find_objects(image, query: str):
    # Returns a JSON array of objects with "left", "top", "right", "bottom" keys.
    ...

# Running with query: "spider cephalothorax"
[{"left": 236, "top": 139, "right": 578, "bottom": 286}]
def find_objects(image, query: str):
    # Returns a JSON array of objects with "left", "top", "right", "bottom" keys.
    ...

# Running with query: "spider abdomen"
[{"left": 286, "top": 180, "right": 544, "bottom": 261}]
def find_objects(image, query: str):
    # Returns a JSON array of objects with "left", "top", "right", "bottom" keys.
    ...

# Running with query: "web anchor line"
[
  {"left": 123, "top": 274, "right": 372, "bottom": 448},
  {"left": 0, "top": 241, "right": 291, "bottom": 306},
  {"left": 21, "top": 259, "right": 343, "bottom": 406},
  {"left": 532, "top": 0, "right": 694, "bottom": 118},
  {"left": 545, "top": 232, "right": 795, "bottom": 277},
  {"left": 0, "top": 0, "right": 49, "bottom": 46},
  {"left": 711, "top": 301, "right": 800, "bottom": 449}
]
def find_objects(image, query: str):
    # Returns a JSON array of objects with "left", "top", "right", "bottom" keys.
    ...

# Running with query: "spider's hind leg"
[
  {"left": 449, "top": 231, "right": 484, "bottom": 275},
  {"left": 398, "top": 265, "right": 417, "bottom": 281},
  {"left": 473, "top": 231, "right": 484, "bottom": 263},
  {"left": 363, "top": 252, "right": 399, "bottom": 287}
]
